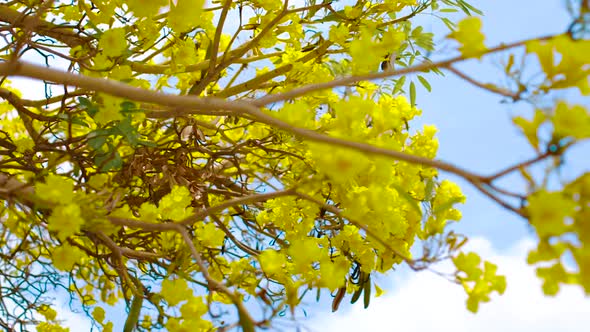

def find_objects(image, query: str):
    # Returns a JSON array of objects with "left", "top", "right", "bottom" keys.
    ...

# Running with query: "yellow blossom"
[
  {"left": 98, "top": 28, "right": 128, "bottom": 58},
  {"left": 449, "top": 17, "right": 486, "bottom": 57}
]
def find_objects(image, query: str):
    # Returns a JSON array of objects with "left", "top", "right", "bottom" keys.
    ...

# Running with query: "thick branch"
[
  {"left": 0, "top": 32, "right": 561, "bottom": 212},
  {"left": 0, "top": 60, "right": 483, "bottom": 182},
  {"left": 0, "top": 4, "right": 91, "bottom": 47},
  {"left": 0, "top": 61, "right": 253, "bottom": 114}
]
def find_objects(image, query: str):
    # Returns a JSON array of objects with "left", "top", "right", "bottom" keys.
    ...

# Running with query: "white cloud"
[{"left": 306, "top": 237, "right": 590, "bottom": 332}]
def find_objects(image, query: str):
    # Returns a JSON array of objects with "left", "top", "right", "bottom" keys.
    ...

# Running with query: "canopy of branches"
[{"left": 0, "top": 0, "right": 589, "bottom": 331}]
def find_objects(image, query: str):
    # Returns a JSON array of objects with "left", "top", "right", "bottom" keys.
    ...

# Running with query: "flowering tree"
[{"left": 0, "top": 0, "right": 589, "bottom": 331}]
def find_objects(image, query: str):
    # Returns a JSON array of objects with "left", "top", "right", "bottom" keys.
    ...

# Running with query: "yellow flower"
[
  {"left": 139, "top": 202, "right": 159, "bottom": 223},
  {"left": 318, "top": 256, "right": 350, "bottom": 291},
  {"left": 92, "top": 307, "right": 105, "bottom": 323},
  {"left": 109, "top": 65, "right": 133, "bottom": 81},
  {"left": 38, "top": 304, "right": 57, "bottom": 321},
  {"left": 257, "top": 0, "right": 282, "bottom": 12},
  {"left": 158, "top": 186, "right": 194, "bottom": 221},
  {"left": 329, "top": 25, "right": 350, "bottom": 46},
  {"left": 344, "top": 6, "right": 362, "bottom": 19},
  {"left": 36, "top": 174, "right": 75, "bottom": 204},
  {"left": 127, "top": 0, "right": 167, "bottom": 18},
  {"left": 449, "top": 17, "right": 486, "bottom": 58},
  {"left": 526, "top": 39, "right": 556, "bottom": 78},
  {"left": 350, "top": 28, "right": 385, "bottom": 74},
  {"left": 552, "top": 101, "right": 590, "bottom": 139},
  {"left": 95, "top": 94, "right": 124, "bottom": 125},
  {"left": 52, "top": 243, "right": 84, "bottom": 271},
  {"left": 173, "top": 39, "right": 199, "bottom": 67},
  {"left": 35, "top": 322, "right": 69, "bottom": 332},
  {"left": 98, "top": 28, "right": 128, "bottom": 58},
  {"left": 195, "top": 222, "right": 225, "bottom": 248},
  {"left": 47, "top": 203, "right": 85, "bottom": 240},
  {"left": 288, "top": 238, "right": 323, "bottom": 273},
  {"left": 513, "top": 109, "right": 546, "bottom": 150},
  {"left": 14, "top": 136, "right": 35, "bottom": 153},
  {"left": 259, "top": 249, "right": 288, "bottom": 278},
  {"left": 528, "top": 190, "right": 576, "bottom": 237},
  {"left": 180, "top": 296, "right": 207, "bottom": 318},
  {"left": 168, "top": 0, "right": 205, "bottom": 33},
  {"left": 309, "top": 143, "right": 372, "bottom": 185},
  {"left": 160, "top": 278, "right": 192, "bottom": 306},
  {"left": 408, "top": 125, "right": 439, "bottom": 158}
]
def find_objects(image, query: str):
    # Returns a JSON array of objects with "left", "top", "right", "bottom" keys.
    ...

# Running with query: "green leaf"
[
  {"left": 314, "top": 10, "right": 345, "bottom": 23},
  {"left": 87, "top": 128, "right": 118, "bottom": 151},
  {"left": 137, "top": 139, "right": 158, "bottom": 147},
  {"left": 88, "top": 135, "right": 107, "bottom": 150},
  {"left": 243, "top": 23, "right": 260, "bottom": 30},
  {"left": 350, "top": 287, "right": 362, "bottom": 304},
  {"left": 103, "top": 153, "right": 123, "bottom": 172},
  {"left": 424, "top": 178, "right": 436, "bottom": 201},
  {"left": 459, "top": 0, "right": 483, "bottom": 15},
  {"left": 350, "top": 271, "right": 365, "bottom": 304},
  {"left": 391, "top": 184, "right": 422, "bottom": 216},
  {"left": 363, "top": 274, "right": 371, "bottom": 309},
  {"left": 417, "top": 75, "right": 432, "bottom": 92},
  {"left": 441, "top": 17, "right": 456, "bottom": 31},
  {"left": 392, "top": 76, "right": 406, "bottom": 94},
  {"left": 411, "top": 26, "right": 423, "bottom": 37},
  {"left": 120, "top": 101, "right": 140, "bottom": 114},
  {"left": 431, "top": 67, "right": 445, "bottom": 76},
  {"left": 94, "top": 146, "right": 123, "bottom": 172},
  {"left": 433, "top": 197, "right": 464, "bottom": 215},
  {"left": 78, "top": 97, "right": 99, "bottom": 117},
  {"left": 78, "top": 96, "right": 92, "bottom": 108},
  {"left": 457, "top": 3, "right": 471, "bottom": 15},
  {"left": 114, "top": 117, "right": 140, "bottom": 146},
  {"left": 409, "top": 81, "right": 416, "bottom": 106},
  {"left": 120, "top": 101, "right": 146, "bottom": 115},
  {"left": 56, "top": 113, "right": 90, "bottom": 127}
]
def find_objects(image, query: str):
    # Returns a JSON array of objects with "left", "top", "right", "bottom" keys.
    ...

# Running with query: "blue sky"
[
  {"left": 411, "top": 0, "right": 588, "bottom": 247},
  {"left": 5, "top": 1, "right": 590, "bottom": 330}
]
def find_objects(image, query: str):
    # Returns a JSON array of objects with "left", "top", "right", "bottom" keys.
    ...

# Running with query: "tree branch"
[
  {"left": 176, "top": 226, "right": 257, "bottom": 331},
  {"left": 0, "top": 61, "right": 484, "bottom": 184},
  {"left": 0, "top": 4, "right": 91, "bottom": 47},
  {"left": 445, "top": 65, "right": 521, "bottom": 100},
  {"left": 252, "top": 34, "right": 559, "bottom": 106}
]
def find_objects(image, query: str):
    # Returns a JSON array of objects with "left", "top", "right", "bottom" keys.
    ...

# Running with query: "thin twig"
[
  {"left": 252, "top": 34, "right": 559, "bottom": 106},
  {"left": 483, "top": 151, "right": 552, "bottom": 182},
  {"left": 176, "top": 226, "right": 257, "bottom": 330},
  {"left": 294, "top": 191, "right": 425, "bottom": 270},
  {"left": 180, "top": 188, "right": 297, "bottom": 225},
  {"left": 445, "top": 65, "right": 521, "bottom": 100}
]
